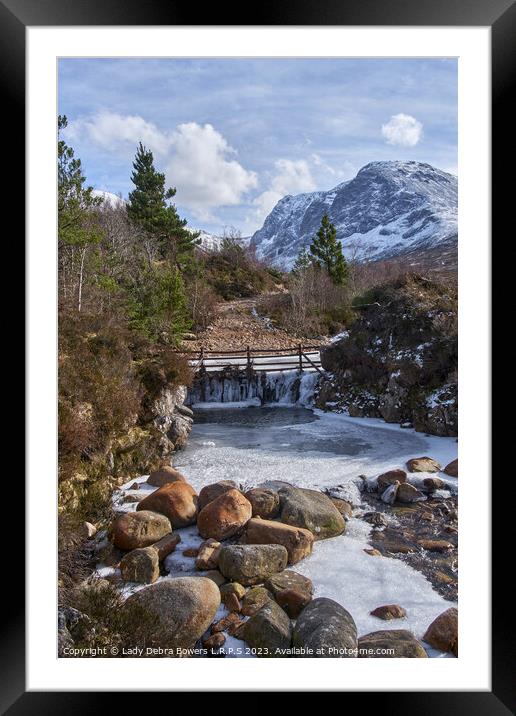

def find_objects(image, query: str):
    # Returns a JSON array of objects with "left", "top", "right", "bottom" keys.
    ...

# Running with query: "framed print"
[{"left": 6, "top": 0, "right": 513, "bottom": 707}]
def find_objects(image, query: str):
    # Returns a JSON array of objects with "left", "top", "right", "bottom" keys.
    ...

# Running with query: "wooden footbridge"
[{"left": 176, "top": 344, "right": 325, "bottom": 375}]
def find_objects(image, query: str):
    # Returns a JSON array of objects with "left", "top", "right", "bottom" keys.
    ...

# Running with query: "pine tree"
[
  {"left": 292, "top": 247, "right": 312, "bottom": 275},
  {"left": 127, "top": 143, "right": 199, "bottom": 267},
  {"left": 58, "top": 115, "right": 102, "bottom": 310},
  {"left": 309, "top": 214, "right": 348, "bottom": 286}
]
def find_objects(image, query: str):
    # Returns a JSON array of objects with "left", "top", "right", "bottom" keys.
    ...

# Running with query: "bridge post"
[
  {"left": 246, "top": 345, "right": 252, "bottom": 384},
  {"left": 298, "top": 343, "right": 303, "bottom": 371}
]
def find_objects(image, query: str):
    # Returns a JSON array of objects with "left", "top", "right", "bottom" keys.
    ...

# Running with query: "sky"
[{"left": 58, "top": 58, "right": 457, "bottom": 236}]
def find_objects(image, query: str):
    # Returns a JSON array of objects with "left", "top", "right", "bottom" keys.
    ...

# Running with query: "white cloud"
[
  {"left": 65, "top": 111, "right": 173, "bottom": 156},
  {"left": 166, "top": 122, "right": 257, "bottom": 221},
  {"left": 64, "top": 113, "right": 257, "bottom": 221},
  {"left": 252, "top": 159, "right": 316, "bottom": 224},
  {"left": 381, "top": 113, "right": 423, "bottom": 147}
]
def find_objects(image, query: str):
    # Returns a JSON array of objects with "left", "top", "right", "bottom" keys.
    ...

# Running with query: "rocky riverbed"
[{"left": 62, "top": 407, "right": 458, "bottom": 659}]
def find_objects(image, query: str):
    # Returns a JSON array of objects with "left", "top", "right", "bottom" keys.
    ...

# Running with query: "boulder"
[
  {"left": 406, "top": 457, "right": 441, "bottom": 473},
  {"left": 329, "top": 498, "right": 353, "bottom": 520},
  {"left": 195, "top": 538, "right": 222, "bottom": 571},
  {"left": 147, "top": 465, "right": 187, "bottom": 487},
  {"left": 423, "top": 477, "right": 446, "bottom": 492},
  {"left": 443, "top": 459, "right": 458, "bottom": 477},
  {"left": 370, "top": 604, "right": 407, "bottom": 620},
  {"left": 278, "top": 487, "right": 346, "bottom": 540},
  {"left": 137, "top": 482, "right": 198, "bottom": 528},
  {"left": 245, "top": 518, "right": 314, "bottom": 564},
  {"left": 238, "top": 601, "right": 292, "bottom": 657},
  {"left": 244, "top": 488, "right": 280, "bottom": 519},
  {"left": 123, "top": 577, "right": 220, "bottom": 653},
  {"left": 265, "top": 570, "right": 313, "bottom": 601},
  {"left": 275, "top": 589, "right": 311, "bottom": 618},
  {"left": 151, "top": 533, "right": 181, "bottom": 561},
  {"left": 377, "top": 469, "right": 407, "bottom": 490},
  {"left": 120, "top": 546, "right": 159, "bottom": 584},
  {"left": 198, "top": 480, "right": 238, "bottom": 510},
  {"left": 112, "top": 511, "right": 172, "bottom": 550},
  {"left": 220, "top": 582, "right": 246, "bottom": 601},
  {"left": 422, "top": 607, "right": 458, "bottom": 656},
  {"left": 241, "top": 586, "right": 274, "bottom": 617},
  {"left": 218, "top": 544, "right": 288, "bottom": 586},
  {"left": 293, "top": 598, "right": 357, "bottom": 657},
  {"left": 220, "top": 583, "right": 245, "bottom": 611},
  {"left": 396, "top": 483, "right": 425, "bottom": 503},
  {"left": 358, "top": 629, "right": 427, "bottom": 657},
  {"left": 223, "top": 593, "right": 241, "bottom": 613},
  {"left": 197, "top": 489, "right": 252, "bottom": 541}
]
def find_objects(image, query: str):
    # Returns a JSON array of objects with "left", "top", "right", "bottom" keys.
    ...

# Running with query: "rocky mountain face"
[
  {"left": 315, "top": 274, "right": 458, "bottom": 437},
  {"left": 251, "top": 161, "right": 457, "bottom": 269}
]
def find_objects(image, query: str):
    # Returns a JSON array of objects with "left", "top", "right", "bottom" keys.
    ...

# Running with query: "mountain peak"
[{"left": 251, "top": 161, "right": 457, "bottom": 269}]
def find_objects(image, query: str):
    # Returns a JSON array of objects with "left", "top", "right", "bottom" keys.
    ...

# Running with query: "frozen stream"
[{"left": 113, "top": 406, "right": 458, "bottom": 657}]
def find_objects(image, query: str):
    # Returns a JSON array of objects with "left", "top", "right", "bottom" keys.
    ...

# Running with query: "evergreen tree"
[
  {"left": 309, "top": 214, "right": 348, "bottom": 286},
  {"left": 58, "top": 115, "right": 102, "bottom": 310},
  {"left": 58, "top": 115, "right": 102, "bottom": 244},
  {"left": 292, "top": 247, "right": 312, "bottom": 275},
  {"left": 127, "top": 143, "right": 199, "bottom": 267}
]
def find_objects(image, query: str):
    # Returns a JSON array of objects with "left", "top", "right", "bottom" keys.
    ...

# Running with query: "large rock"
[
  {"left": 120, "top": 546, "right": 159, "bottom": 584},
  {"left": 370, "top": 604, "right": 407, "bottom": 620},
  {"left": 396, "top": 482, "right": 425, "bottom": 503},
  {"left": 358, "top": 629, "right": 427, "bottom": 658},
  {"left": 443, "top": 458, "right": 458, "bottom": 477},
  {"left": 423, "top": 607, "right": 458, "bottom": 656},
  {"left": 197, "top": 489, "right": 252, "bottom": 541},
  {"left": 244, "top": 488, "right": 280, "bottom": 519},
  {"left": 112, "top": 510, "right": 172, "bottom": 550},
  {"left": 245, "top": 518, "right": 314, "bottom": 564},
  {"left": 198, "top": 481, "right": 238, "bottom": 510},
  {"left": 195, "top": 538, "right": 221, "bottom": 570},
  {"left": 218, "top": 544, "right": 288, "bottom": 586},
  {"left": 278, "top": 487, "right": 345, "bottom": 540},
  {"left": 265, "top": 570, "right": 313, "bottom": 601},
  {"left": 137, "top": 482, "right": 198, "bottom": 528},
  {"left": 241, "top": 586, "right": 274, "bottom": 616},
  {"left": 123, "top": 577, "right": 220, "bottom": 654},
  {"left": 151, "top": 533, "right": 181, "bottom": 561},
  {"left": 422, "top": 477, "right": 446, "bottom": 492},
  {"left": 147, "top": 465, "right": 187, "bottom": 487},
  {"left": 238, "top": 600, "right": 292, "bottom": 657},
  {"left": 293, "top": 598, "right": 357, "bottom": 657},
  {"left": 406, "top": 456, "right": 441, "bottom": 473},
  {"left": 377, "top": 469, "right": 407, "bottom": 490}
]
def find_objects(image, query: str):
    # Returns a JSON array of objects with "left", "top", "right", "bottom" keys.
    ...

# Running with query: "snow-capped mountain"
[
  {"left": 251, "top": 161, "right": 457, "bottom": 269},
  {"left": 92, "top": 190, "right": 126, "bottom": 207},
  {"left": 189, "top": 229, "right": 252, "bottom": 252}
]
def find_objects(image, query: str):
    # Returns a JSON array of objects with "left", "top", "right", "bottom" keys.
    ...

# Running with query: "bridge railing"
[{"left": 172, "top": 344, "right": 324, "bottom": 375}]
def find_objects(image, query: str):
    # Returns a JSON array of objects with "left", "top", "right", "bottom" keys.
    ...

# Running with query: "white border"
[{"left": 27, "top": 26, "right": 490, "bottom": 691}]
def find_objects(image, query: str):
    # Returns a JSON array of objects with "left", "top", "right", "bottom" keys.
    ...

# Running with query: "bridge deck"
[{"left": 176, "top": 344, "right": 324, "bottom": 374}]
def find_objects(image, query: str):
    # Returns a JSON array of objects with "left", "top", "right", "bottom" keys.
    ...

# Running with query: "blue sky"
[{"left": 58, "top": 58, "right": 457, "bottom": 235}]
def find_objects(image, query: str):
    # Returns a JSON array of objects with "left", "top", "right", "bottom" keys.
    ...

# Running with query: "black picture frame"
[{"left": 7, "top": 0, "right": 513, "bottom": 708}]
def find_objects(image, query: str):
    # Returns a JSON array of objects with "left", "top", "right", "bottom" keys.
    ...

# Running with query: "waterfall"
[{"left": 186, "top": 369, "right": 321, "bottom": 408}]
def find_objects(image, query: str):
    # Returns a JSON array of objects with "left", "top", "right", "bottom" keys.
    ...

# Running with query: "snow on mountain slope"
[
  {"left": 92, "top": 190, "right": 126, "bottom": 207},
  {"left": 189, "top": 229, "right": 252, "bottom": 252},
  {"left": 251, "top": 161, "right": 457, "bottom": 269}
]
